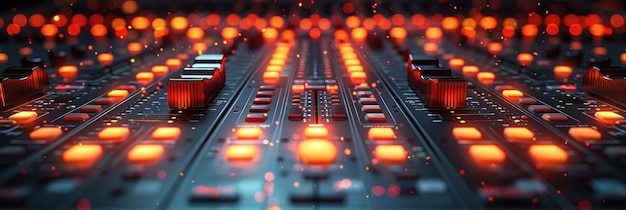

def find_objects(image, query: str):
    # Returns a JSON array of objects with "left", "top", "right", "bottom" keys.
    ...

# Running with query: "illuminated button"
[
  {"left": 152, "top": 127, "right": 181, "bottom": 140},
  {"left": 135, "top": 72, "right": 154, "bottom": 86},
  {"left": 97, "top": 53, "right": 114, "bottom": 66},
  {"left": 448, "top": 58, "right": 464, "bottom": 71},
  {"left": 298, "top": 140, "right": 337, "bottom": 165},
  {"left": 361, "top": 105, "right": 382, "bottom": 113},
  {"left": 267, "top": 65, "right": 282, "bottom": 72},
  {"left": 151, "top": 65, "right": 169, "bottom": 77},
  {"left": 108, "top": 90, "right": 129, "bottom": 99},
  {"left": 553, "top": 66, "right": 573, "bottom": 79},
  {"left": 350, "top": 72, "right": 367, "bottom": 84},
  {"left": 452, "top": 127, "right": 482, "bottom": 141},
  {"left": 517, "top": 53, "right": 534, "bottom": 66},
  {"left": 30, "top": 127, "right": 63, "bottom": 141},
  {"left": 344, "top": 59, "right": 360, "bottom": 66},
  {"left": 487, "top": 42, "right": 503, "bottom": 55},
  {"left": 62, "top": 144, "right": 103, "bottom": 165},
  {"left": 292, "top": 84, "right": 305, "bottom": 94},
  {"left": 528, "top": 145, "right": 568, "bottom": 166},
  {"left": 250, "top": 105, "right": 270, "bottom": 113},
  {"left": 462, "top": 65, "right": 479, "bottom": 77},
  {"left": 568, "top": 127, "right": 602, "bottom": 141},
  {"left": 542, "top": 113, "right": 568, "bottom": 122},
  {"left": 94, "top": 97, "right": 117, "bottom": 105},
  {"left": 502, "top": 90, "right": 524, "bottom": 101},
  {"left": 326, "top": 85, "right": 339, "bottom": 93},
  {"left": 63, "top": 113, "right": 89, "bottom": 122},
  {"left": 263, "top": 72, "right": 280, "bottom": 85},
  {"left": 80, "top": 105, "right": 102, "bottom": 113},
  {"left": 272, "top": 53, "right": 287, "bottom": 60},
  {"left": 367, "top": 128, "right": 396, "bottom": 140},
  {"left": 127, "top": 42, "right": 143, "bottom": 54},
  {"left": 528, "top": 105, "right": 551, "bottom": 113},
  {"left": 225, "top": 145, "right": 256, "bottom": 161},
  {"left": 469, "top": 145, "right": 506, "bottom": 165},
  {"left": 58, "top": 65, "right": 78, "bottom": 81},
  {"left": 98, "top": 127, "right": 130, "bottom": 142},
  {"left": 342, "top": 53, "right": 357, "bottom": 59},
  {"left": 374, "top": 145, "right": 407, "bottom": 164},
  {"left": 503, "top": 127, "right": 534, "bottom": 142},
  {"left": 476, "top": 72, "right": 495, "bottom": 85},
  {"left": 269, "top": 59, "right": 285, "bottom": 66},
  {"left": 517, "top": 97, "right": 537, "bottom": 105},
  {"left": 245, "top": 113, "right": 267, "bottom": 122},
  {"left": 365, "top": 113, "right": 386, "bottom": 123},
  {"left": 594, "top": 111, "right": 625, "bottom": 124},
  {"left": 347, "top": 65, "right": 364, "bottom": 72},
  {"left": 165, "top": 58, "right": 182, "bottom": 70},
  {"left": 8, "top": 111, "right": 37, "bottom": 125},
  {"left": 253, "top": 97, "right": 272, "bottom": 105},
  {"left": 304, "top": 126, "right": 328, "bottom": 138},
  {"left": 127, "top": 144, "right": 164, "bottom": 163},
  {"left": 358, "top": 98, "right": 378, "bottom": 105},
  {"left": 236, "top": 127, "right": 262, "bottom": 140}
]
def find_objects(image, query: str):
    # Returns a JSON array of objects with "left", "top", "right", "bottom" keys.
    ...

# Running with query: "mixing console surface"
[{"left": 1, "top": 0, "right": 626, "bottom": 209}]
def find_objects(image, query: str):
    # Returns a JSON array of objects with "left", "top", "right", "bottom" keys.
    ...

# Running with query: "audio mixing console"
[{"left": 1, "top": 0, "right": 626, "bottom": 209}]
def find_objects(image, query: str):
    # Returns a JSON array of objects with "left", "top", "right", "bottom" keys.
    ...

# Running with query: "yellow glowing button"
[
  {"left": 272, "top": 53, "right": 287, "bottom": 60},
  {"left": 58, "top": 65, "right": 78, "bottom": 81},
  {"left": 350, "top": 72, "right": 367, "bottom": 84},
  {"left": 342, "top": 53, "right": 357, "bottom": 60},
  {"left": 594, "top": 111, "right": 625, "bottom": 124},
  {"left": 462, "top": 65, "right": 479, "bottom": 77},
  {"left": 528, "top": 144, "right": 568, "bottom": 165},
  {"left": 8, "top": 111, "right": 37, "bottom": 125},
  {"left": 502, "top": 90, "right": 524, "bottom": 101},
  {"left": 347, "top": 65, "right": 364, "bottom": 72},
  {"left": 553, "top": 65, "right": 573, "bottom": 78},
  {"left": 298, "top": 140, "right": 337, "bottom": 165},
  {"left": 469, "top": 145, "right": 506, "bottom": 165},
  {"left": 236, "top": 127, "right": 262, "bottom": 140},
  {"left": 344, "top": 59, "right": 361, "bottom": 66},
  {"left": 568, "top": 127, "right": 602, "bottom": 141},
  {"left": 452, "top": 127, "right": 482, "bottom": 141},
  {"left": 304, "top": 126, "right": 328, "bottom": 138},
  {"left": 151, "top": 127, "right": 181, "bottom": 140},
  {"left": 503, "top": 127, "right": 534, "bottom": 142},
  {"left": 165, "top": 58, "right": 182, "bottom": 70},
  {"left": 266, "top": 65, "right": 282, "bottom": 72},
  {"left": 517, "top": 53, "right": 534, "bottom": 66},
  {"left": 374, "top": 145, "right": 407, "bottom": 164},
  {"left": 225, "top": 145, "right": 256, "bottom": 161},
  {"left": 135, "top": 72, "right": 154, "bottom": 86},
  {"left": 127, "top": 144, "right": 164, "bottom": 163},
  {"left": 30, "top": 127, "right": 63, "bottom": 141},
  {"left": 263, "top": 72, "right": 280, "bottom": 84},
  {"left": 269, "top": 58, "right": 285, "bottom": 66},
  {"left": 98, "top": 127, "right": 130, "bottom": 142},
  {"left": 476, "top": 72, "right": 495, "bottom": 85},
  {"left": 448, "top": 58, "right": 465, "bottom": 70},
  {"left": 108, "top": 90, "right": 129, "bottom": 99},
  {"left": 367, "top": 127, "right": 396, "bottom": 140},
  {"left": 97, "top": 53, "right": 114, "bottom": 66},
  {"left": 151, "top": 65, "right": 169, "bottom": 77},
  {"left": 63, "top": 144, "right": 103, "bottom": 164},
  {"left": 292, "top": 84, "right": 305, "bottom": 94}
]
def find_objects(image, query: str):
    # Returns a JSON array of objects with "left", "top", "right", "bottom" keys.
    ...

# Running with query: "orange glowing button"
[
  {"left": 236, "top": 127, "right": 262, "bottom": 140},
  {"left": 448, "top": 58, "right": 465, "bottom": 71},
  {"left": 152, "top": 127, "right": 181, "bottom": 140},
  {"left": 469, "top": 145, "right": 506, "bottom": 165},
  {"left": 62, "top": 144, "right": 103, "bottom": 165},
  {"left": 97, "top": 53, "right": 114, "bottom": 66},
  {"left": 367, "top": 127, "right": 396, "bottom": 140},
  {"left": 30, "top": 127, "right": 63, "bottom": 141},
  {"left": 292, "top": 84, "right": 305, "bottom": 94},
  {"left": 503, "top": 127, "right": 534, "bottom": 142},
  {"left": 8, "top": 111, "right": 37, "bottom": 125},
  {"left": 151, "top": 65, "right": 169, "bottom": 77},
  {"left": 186, "top": 27, "right": 204, "bottom": 40},
  {"left": 423, "top": 42, "right": 439, "bottom": 55},
  {"left": 568, "top": 127, "right": 602, "bottom": 141},
  {"left": 528, "top": 144, "right": 568, "bottom": 166},
  {"left": 127, "top": 42, "right": 143, "bottom": 55},
  {"left": 374, "top": 145, "right": 407, "bottom": 164},
  {"left": 389, "top": 27, "right": 407, "bottom": 39},
  {"left": 267, "top": 65, "right": 283, "bottom": 72},
  {"left": 0, "top": 53, "right": 8, "bottom": 64},
  {"left": 487, "top": 42, "right": 503, "bottom": 55},
  {"left": 272, "top": 53, "right": 287, "bottom": 60},
  {"left": 221, "top": 27, "right": 239, "bottom": 40},
  {"left": 351, "top": 27, "right": 367, "bottom": 41},
  {"left": 344, "top": 59, "right": 361, "bottom": 66},
  {"left": 304, "top": 126, "right": 328, "bottom": 138},
  {"left": 165, "top": 58, "right": 182, "bottom": 70},
  {"left": 347, "top": 65, "right": 364, "bottom": 73},
  {"left": 517, "top": 53, "right": 534, "bottom": 66},
  {"left": 298, "top": 140, "right": 337, "bottom": 165},
  {"left": 350, "top": 72, "right": 367, "bottom": 84},
  {"left": 476, "top": 72, "right": 495, "bottom": 85},
  {"left": 263, "top": 72, "right": 280, "bottom": 85},
  {"left": 326, "top": 84, "right": 339, "bottom": 93},
  {"left": 425, "top": 27, "right": 443, "bottom": 40},
  {"left": 98, "top": 127, "right": 130, "bottom": 142},
  {"left": 193, "top": 43, "right": 208, "bottom": 53},
  {"left": 502, "top": 90, "right": 524, "bottom": 101},
  {"left": 342, "top": 53, "right": 357, "bottom": 60},
  {"left": 269, "top": 59, "right": 285, "bottom": 66},
  {"left": 594, "top": 111, "right": 625, "bottom": 124},
  {"left": 127, "top": 144, "right": 164, "bottom": 163},
  {"left": 225, "top": 145, "right": 256, "bottom": 161},
  {"left": 621, "top": 53, "right": 626, "bottom": 64},
  {"left": 462, "top": 65, "right": 479, "bottom": 77},
  {"left": 135, "top": 72, "right": 154, "bottom": 86},
  {"left": 108, "top": 90, "right": 129, "bottom": 99},
  {"left": 58, "top": 65, "right": 78, "bottom": 81},
  {"left": 452, "top": 127, "right": 482, "bottom": 141},
  {"left": 553, "top": 66, "right": 573, "bottom": 79}
]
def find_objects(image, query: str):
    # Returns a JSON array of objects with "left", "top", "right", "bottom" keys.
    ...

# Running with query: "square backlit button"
[
  {"left": 594, "top": 111, "right": 624, "bottom": 124},
  {"left": 528, "top": 145, "right": 568, "bottom": 166},
  {"left": 8, "top": 111, "right": 37, "bottom": 125},
  {"left": 469, "top": 145, "right": 506, "bottom": 165},
  {"left": 225, "top": 145, "right": 256, "bottom": 161},
  {"left": 503, "top": 127, "right": 534, "bottom": 142},
  {"left": 568, "top": 127, "right": 602, "bottom": 141},
  {"left": 304, "top": 126, "right": 328, "bottom": 138},
  {"left": 63, "top": 144, "right": 103, "bottom": 165},
  {"left": 298, "top": 140, "right": 337, "bottom": 165},
  {"left": 452, "top": 127, "right": 482, "bottom": 141},
  {"left": 152, "top": 127, "right": 181, "bottom": 140},
  {"left": 374, "top": 145, "right": 407, "bottom": 164},
  {"left": 236, "top": 127, "right": 262, "bottom": 140},
  {"left": 30, "top": 127, "right": 63, "bottom": 141},
  {"left": 127, "top": 144, "right": 164, "bottom": 163},
  {"left": 98, "top": 127, "right": 130, "bottom": 142},
  {"left": 367, "top": 128, "right": 396, "bottom": 140}
]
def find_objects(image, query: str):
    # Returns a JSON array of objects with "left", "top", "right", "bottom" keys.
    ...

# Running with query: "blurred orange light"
[
  {"left": 170, "top": 16, "right": 189, "bottom": 30},
  {"left": 7, "top": 23, "right": 21, "bottom": 36},
  {"left": 136, "top": 72, "right": 154, "bottom": 86},
  {"left": 263, "top": 27, "right": 279, "bottom": 41},
  {"left": 186, "top": 27, "right": 204, "bottom": 40},
  {"left": 425, "top": 27, "right": 442, "bottom": 40},
  {"left": 334, "top": 29, "right": 348, "bottom": 41},
  {"left": 441, "top": 16, "right": 459, "bottom": 30},
  {"left": 462, "top": 65, "right": 479, "bottom": 77},
  {"left": 553, "top": 65, "right": 573, "bottom": 79},
  {"left": 28, "top": 14, "right": 45, "bottom": 27},
  {"left": 281, "top": 29, "right": 295, "bottom": 41},
  {"left": 165, "top": 58, "right": 182, "bottom": 70},
  {"left": 300, "top": 18, "right": 312, "bottom": 30},
  {"left": 610, "top": 14, "right": 624, "bottom": 28},
  {"left": 479, "top": 16, "right": 498, "bottom": 30},
  {"left": 309, "top": 28, "right": 321, "bottom": 39},
  {"left": 40, "top": 24, "right": 58, "bottom": 37},
  {"left": 254, "top": 18, "right": 267, "bottom": 30},
  {"left": 151, "top": 65, "right": 169, "bottom": 77},
  {"left": 58, "top": 65, "right": 78, "bottom": 81},
  {"left": 477, "top": 72, "right": 495, "bottom": 85},
  {"left": 346, "top": 16, "right": 361, "bottom": 28},
  {"left": 131, "top": 16, "right": 150, "bottom": 30},
  {"left": 52, "top": 14, "right": 68, "bottom": 27},
  {"left": 298, "top": 139, "right": 337, "bottom": 165},
  {"left": 319, "top": 18, "right": 331, "bottom": 30},
  {"left": 502, "top": 26, "right": 515, "bottom": 38},
  {"left": 448, "top": 58, "right": 465, "bottom": 70},
  {"left": 391, "top": 14, "right": 405, "bottom": 26},
  {"left": 423, "top": 42, "right": 439, "bottom": 55},
  {"left": 269, "top": 16, "right": 284, "bottom": 28},
  {"left": 97, "top": 53, "right": 114, "bottom": 66},
  {"left": 546, "top": 23, "right": 559, "bottom": 36},
  {"left": 589, "top": 24, "right": 605, "bottom": 37},
  {"left": 517, "top": 53, "right": 534, "bottom": 66},
  {"left": 351, "top": 27, "right": 367, "bottom": 41},
  {"left": 111, "top": 18, "right": 127, "bottom": 30},
  {"left": 226, "top": 14, "right": 240, "bottom": 26},
  {"left": 71, "top": 14, "right": 88, "bottom": 27},
  {"left": 521, "top": 24, "right": 538, "bottom": 37},
  {"left": 487, "top": 42, "right": 503, "bottom": 55},
  {"left": 67, "top": 24, "right": 81, "bottom": 36},
  {"left": 221, "top": 27, "right": 238, "bottom": 40},
  {"left": 569, "top": 24, "right": 583, "bottom": 36},
  {"left": 206, "top": 14, "right": 220, "bottom": 26},
  {"left": 127, "top": 42, "right": 143, "bottom": 55},
  {"left": 389, "top": 27, "right": 407, "bottom": 39},
  {"left": 13, "top": 14, "right": 27, "bottom": 27},
  {"left": 90, "top": 24, "right": 107, "bottom": 37},
  {"left": 151, "top": 18, "right": 167, "bottom": 30}
]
